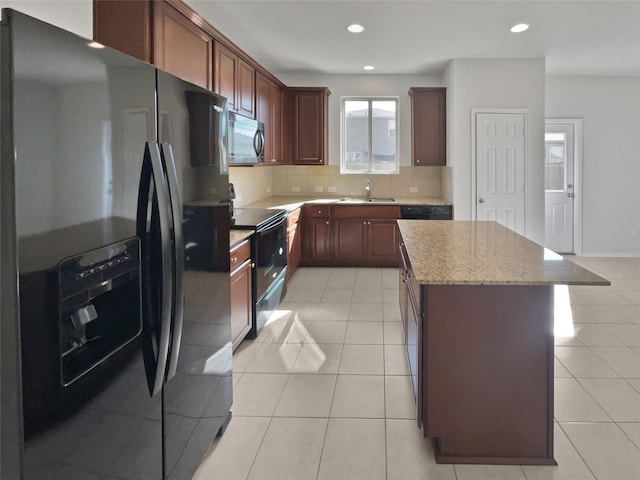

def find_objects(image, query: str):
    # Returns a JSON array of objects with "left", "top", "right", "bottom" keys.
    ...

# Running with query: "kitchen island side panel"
[{"left": 423, "top": 284, "right": 555, "bottom": 465}]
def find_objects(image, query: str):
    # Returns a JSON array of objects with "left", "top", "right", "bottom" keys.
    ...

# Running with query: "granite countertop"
[
  {"left": 398, "top": 220, "right": 610, "bottom": 286},
  {"left": 243, "top": 196, "right": 451, "bottom": 213},
  {"left": 230, "top": 229, "right": 253, "bottom": 248}
]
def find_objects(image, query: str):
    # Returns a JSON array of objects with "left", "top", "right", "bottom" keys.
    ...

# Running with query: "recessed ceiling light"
[
  {"left": 347, "top": 24, "right": 365, "bottom": 33},
  {"left": 363, "top": 65, "right": 375, "bottom": 71},
  {"left": 87, "top": 41, "right": 105, "bottom": 49},
  {"left": 510, "top": 23, "right": 529, "bottom": 33}
]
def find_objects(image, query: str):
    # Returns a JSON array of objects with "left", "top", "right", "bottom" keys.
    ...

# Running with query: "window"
[
  {"left": 341, "top": 97, "right": 399, "bottom": 174},
  {"left": 544, "top": 132, "right": 566, "bottom": 191}
]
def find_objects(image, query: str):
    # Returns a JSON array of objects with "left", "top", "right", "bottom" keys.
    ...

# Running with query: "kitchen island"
[{"left": 397, "top": 220, "right": 609, "bottom": 465}]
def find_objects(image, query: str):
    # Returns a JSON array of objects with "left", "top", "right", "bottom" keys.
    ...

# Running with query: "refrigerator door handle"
[
  {"left": 161, "top": 143, "right": 184, "bottom": 381},
  {"left": 147, "top": 141, "right": 174, "bottom": 395}
]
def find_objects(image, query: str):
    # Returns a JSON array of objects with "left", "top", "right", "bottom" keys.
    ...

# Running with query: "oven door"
[
  {"left": 255, "top": 269, "right": 287, "bottom": 336},
  {"left": 254, "top": 216, "right": 287, "bottom": 300}
]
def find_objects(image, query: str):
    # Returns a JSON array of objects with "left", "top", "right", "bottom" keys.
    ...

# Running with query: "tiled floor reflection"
[{"left": 195, "top": 258, "right": 640, "bottom": 480}]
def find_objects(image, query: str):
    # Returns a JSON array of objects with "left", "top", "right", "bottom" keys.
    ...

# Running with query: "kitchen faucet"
[{"left": 365, "top": 179, "right": 371, "bottom": 199}]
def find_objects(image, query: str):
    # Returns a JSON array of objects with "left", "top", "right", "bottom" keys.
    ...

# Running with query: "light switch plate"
[
  {"left": 409, "top": 187, "right": 419, "bottom": 193},
  {"left": 266, "top": 186, "right": 271, "bottom": 193}
]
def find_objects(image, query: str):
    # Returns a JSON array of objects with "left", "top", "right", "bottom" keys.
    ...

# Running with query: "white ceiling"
[{"left": 184, "top": 0, "right": 640, "bottom": 77}]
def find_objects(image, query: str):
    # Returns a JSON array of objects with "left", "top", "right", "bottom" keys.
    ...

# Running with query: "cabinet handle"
[
  {"left": 318, "top": 210, "right": 322, "bottom": 214},
  {"left": 363, "top": 221, "right": 366, "bottom": 224},
  {"left": 416, "top": 159, "right": 421, "bottom": 164},
  {"left": 325, "top": 221, "right": 329, "bottom": 224}
]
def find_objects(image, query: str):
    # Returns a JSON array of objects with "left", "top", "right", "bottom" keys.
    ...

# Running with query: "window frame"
[{"left": 340, "top": 96, "right": 399, "bottom": 175}]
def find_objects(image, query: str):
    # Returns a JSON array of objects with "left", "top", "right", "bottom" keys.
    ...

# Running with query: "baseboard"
[{"left": 580, "top": 252, "right": 640, "bottom": 258}]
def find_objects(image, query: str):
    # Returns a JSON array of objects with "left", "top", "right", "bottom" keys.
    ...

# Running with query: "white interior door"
[
  {"left": 544, "top": 123, "right": 575, "bottom": 253},
  {"left": 476, "top": 113, "right": 526, "bottom": 235}
]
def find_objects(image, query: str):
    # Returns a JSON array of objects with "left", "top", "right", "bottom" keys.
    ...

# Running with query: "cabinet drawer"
[
  {"left": 287, "top": 208, "right": 301, "bottom": 227},
  {"left": 230, "top": 239, "right": 250, "bottom": 270},
  {"left": 333, "top": 205, "right": 401, "bottom": 219},
  {"left": 308, "top": 206, "right": 330, "bottom": 218}
]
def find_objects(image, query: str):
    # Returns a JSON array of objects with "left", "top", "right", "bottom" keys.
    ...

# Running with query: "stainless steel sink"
[
  {"left": 338, "top": 197, "right": 395, "bottom": 203},
  {"left": 366, "top": 198, "right": 395, "bottom": 203}
]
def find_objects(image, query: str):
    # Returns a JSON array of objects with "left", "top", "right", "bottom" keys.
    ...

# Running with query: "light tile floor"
[{"left": 195, "top": 258, "right": 640, "bottom": 480}]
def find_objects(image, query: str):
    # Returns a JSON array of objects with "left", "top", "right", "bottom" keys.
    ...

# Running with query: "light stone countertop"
[
  {"left": 230, "top": 229, "right": 253, "bottom": 248},
  {"left": 242, "top": 196, "right": 451, "bottom": 213},
  {"left": 398, "top": 220, "right": 610, "bottom": 286}
]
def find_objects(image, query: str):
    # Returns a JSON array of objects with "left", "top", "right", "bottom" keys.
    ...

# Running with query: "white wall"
[
  {"left": 0, "top": 0, "right": 92, "bottom": 38},
  {"left": 275, "top": 73, "right": 442, "bottom": 167},
  {"left": 444, "top": 58, "right": 546, "bottom": 244},
  {"left": 546, "top": 76, "right": 640, "bottom": 256}
]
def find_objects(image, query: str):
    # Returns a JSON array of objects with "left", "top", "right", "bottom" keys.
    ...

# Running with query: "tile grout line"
[{"left": 556, "top": 421, "right": 599, "bottom": 480}]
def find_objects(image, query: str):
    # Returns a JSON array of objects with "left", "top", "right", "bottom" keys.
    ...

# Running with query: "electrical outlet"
[
  {"left": 409, "top": 187, "right": 419, "bottom": 193},
  {"left": 266, "top": 186, "right": 271, "bottom": 193},
  {"left": 315, "top": 186, "right": 324, "bottom": 193},
  {"left": 633, "top": 227, "right": 640, "bottom": 237},
  {"left": 327, "top": 186, "right": 337, "bottom": 193},
  {"left": 292, "top": 186, "right": 301, "bottom": 192}
]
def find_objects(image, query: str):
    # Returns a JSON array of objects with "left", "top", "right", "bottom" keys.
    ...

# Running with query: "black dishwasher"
[{"left": 401, "top": 205, "right": 452, "bottom": 220}]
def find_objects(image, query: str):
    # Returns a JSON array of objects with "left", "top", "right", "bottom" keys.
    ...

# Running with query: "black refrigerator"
[{"left": 0, "top": 10, "right": 232, "bottom": 479}]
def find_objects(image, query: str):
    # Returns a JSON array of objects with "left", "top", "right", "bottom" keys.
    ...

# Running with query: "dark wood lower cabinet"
[
  {"left": 368, "top": 219, "right": 400, "bottom": 263},
  {"left": 333, "top": 219, "right": 367, "bottom": 262},
  {"left": 305, "top": 218, "right": 332, "bottom": 262},
  {"left": 286, "top": 208, "right": 301, "bottom": 280},
  {"left": 230, "top": 240, "right": 252, "bottom": 351},
  {"left": 303, "top": 205, "right": 401, "bottom": 267},
  {"left": 398, "top": 251, "right": 556, "bottom": 464}
]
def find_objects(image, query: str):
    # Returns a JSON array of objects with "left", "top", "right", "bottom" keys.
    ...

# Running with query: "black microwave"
[{"left": 228, "top": 112, "right": 265, "bottom": 165}]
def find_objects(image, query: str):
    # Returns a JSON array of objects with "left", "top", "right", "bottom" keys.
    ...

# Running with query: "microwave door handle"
[
  {"left": 253, "top": 129, "right": 263, "bottom": 156},
  {"left": 161, "top": 143, "right": 184, "bottom": 382},
  {"left": 148, "top": 142, "right": 174, "bottom": 395}
]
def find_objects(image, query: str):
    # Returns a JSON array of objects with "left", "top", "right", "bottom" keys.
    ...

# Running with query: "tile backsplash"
[
  {"left": 272, "top": 165, "right": 441, "bottom": 198},
  {"left": 230, "top": 165, "right": 442, "bottom": 206}
]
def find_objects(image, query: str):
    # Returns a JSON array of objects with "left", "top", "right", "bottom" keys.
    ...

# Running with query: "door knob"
[
  {"left": 478, "top": 198, "right": 485, "bottom": 204},
  {"left": 568, "top": 193, "right": 575, "bottom": 198}
]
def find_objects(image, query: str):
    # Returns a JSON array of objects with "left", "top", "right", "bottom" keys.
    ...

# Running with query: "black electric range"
[
  {"left": 231, "top": 207, "right": 288, "bottom": 338},
  {"left": 231, "top": 207, "right": 287, "bottom": 230}
]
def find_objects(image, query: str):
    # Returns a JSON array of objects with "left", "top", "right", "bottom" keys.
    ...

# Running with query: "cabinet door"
[
  {"left": 286, "top": 223, "right": 301, "bottom": 280},
  {"left": 333, "top": 218, "right": 367, "bottom": 263},
  {"left": 292, "top": 88, "right": 329, "bottom": 165},
  {"left": 237, "top": 58, "right": 255, "bottom": 118},
  {"left": 214, "top": 41, "right": 237, "bottom": 111},
  {"left": 230, "top": 259, "right": 252, "bottom": 351},
  {"left": 94, "top": 0, "right": 153, "bottom": 63},
  {"left": 154, "top": 1, "right": 212, "bottom": 90},
  {"left": 368, "top": 220, "right": 400, "bottom": 264},
  {"left": 255, "top": 72, "right": 273, "bottom": 162},
  {"left": 409, "top": 88, "right": 446, "bottom": 166},
  {"left": 271, "top": 83, "right": 284, "bottom": 164},
  {"left": 306, "top": 218, "right": 332, "bottom": 263}
]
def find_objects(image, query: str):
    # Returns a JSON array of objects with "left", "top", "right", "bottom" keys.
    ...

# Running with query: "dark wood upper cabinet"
[
  {"left": 154, "top": 1, "right": 212, "bottom": 90},
  {"left": 94, "top": 0, "right": 212, "bottom": 89},
  {"left": 270, "top": 83, "right": 284, "bottom": 164},
  {"left": 290, "top": 87, "right": 330, "bottom": 165},
  {"left": 214, "top": 41, "right": 237, "bottom": 111},
  {"left": 409, "top": 87, "right": 446, "bottom": 166},
  {"left": 93, "top": 0, "right": 153, "bottom": 63},
  {"left": 214, "top": 41, "right": 255, "bottom": 117},
  {"left": 256, "top": 72, "right": 285, "bottom": 164},
  {"left": 237, "top": 58, "right": 255, "bottom": 118}
]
